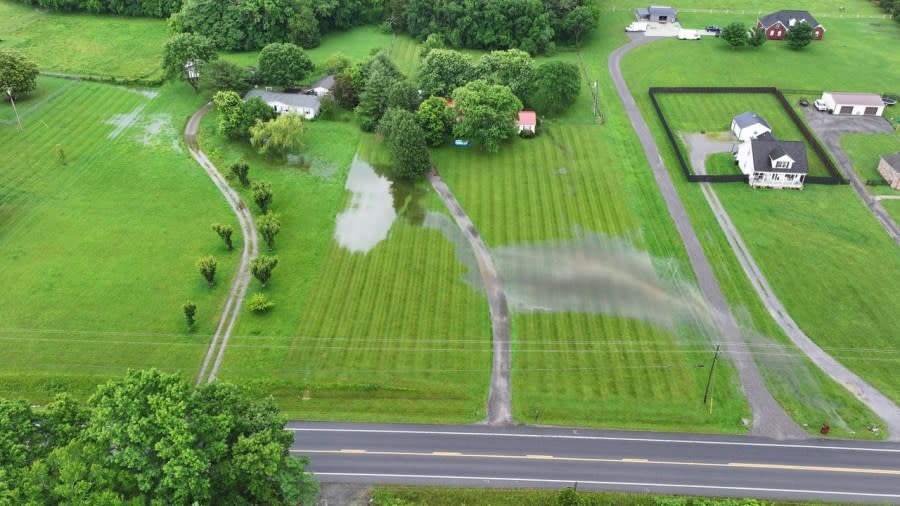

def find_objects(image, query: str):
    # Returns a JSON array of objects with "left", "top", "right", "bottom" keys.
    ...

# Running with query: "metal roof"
[
  {"left": 733, "top": 111, "right": 772, "bottom": 130},
  {"left": 245, "top": 89, "right": 321, "bottom": 112},
  {"left": 825, "top": 92, "right": 885, "bottom": 107}
]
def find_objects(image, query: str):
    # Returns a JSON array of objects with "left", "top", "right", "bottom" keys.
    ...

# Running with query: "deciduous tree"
[
  {"left": 200, "top": 60, "right": 252, "bottom": 96},
  {"left": 452, "top": 80, "right": 522, "bottom": 152},
  {"left": 721, "top": 22, "right": 749, "bottom": 50},
  {"left": 416, "top": 95, "right": 453, "bottom": 147},
  {"left": 786, "top": 21, "right": 814, "bottom": 49},
  {"left": 418, "top": 49, "right": 475, "bottom": 98},
  {"left": 386, "top": 79, "right": 421, "bottom": 112},
  {"left": 257, "top": 212, "right": 281, "bottom": 250},
  {"left": 251, "top": 181, "right": 274, "bottom": 213},
  {"left": 0, "top": 50, "right": 39, "bottom": 96},
  {"left": 183, "top": 301, "right": 197, "bottom": 327},
  {"left": 229, "top": 160, "right": 251, "bottom": 186},
  {"left": 213, "top": 91, "right": 276, "bottom": 139},
  {"left": 527, "top": 61, "right": 581, "bottom": 117},
  {"left": 162, "top": 33, "right": 217, "bottom": 79},
  {"left": 378, "top": 108, "right": 432, "bottom": 179},
  {"left": 211, "top": 223, "right": 234, "bottom": 249},
  {"left": 476, "top": 49, "right": 534, "bottom": 101},
  {"left": 258, "top": 42, "right": 314, "bottom": 88},
  {"left": 197, "top": 255, "right": 217, "bottom": 287},
  {"left": 250, "top": 113, "right": 307, "bottom": 157},
  {"left": 748, "top": 26, "right": 767, "bottom": 48},
  {"left": 250, "top": 255, "right": 279, "bottom": 287}
]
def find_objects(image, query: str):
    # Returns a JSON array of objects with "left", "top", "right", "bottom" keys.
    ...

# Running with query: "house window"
[
  {"left": 775, "top": 160, "right": 790, "bottom": 169},
  {"left": 785, "top": 174, "right": 794, "bottom": 180},
  {"left": 769, "top": 29, "right": 776, "bottom": 36}
]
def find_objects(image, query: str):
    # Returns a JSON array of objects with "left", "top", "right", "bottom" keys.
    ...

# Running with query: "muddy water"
[{"left": 334, "top": 156, "right": 398, "bottom": 253}]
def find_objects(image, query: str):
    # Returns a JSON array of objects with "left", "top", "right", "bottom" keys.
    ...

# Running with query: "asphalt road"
[{"left": 289, "top": 422, "right": 900, "bottom": 504}]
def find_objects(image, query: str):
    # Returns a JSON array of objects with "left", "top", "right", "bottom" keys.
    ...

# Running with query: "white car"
[
  {"left": 625, "top": 22, "right": 648, "bottom": 32},
  {"left": 677, "top": 29, "right": 701, "bottom": 40},
  {"left": 813, "top": 99, "right": 829, "bottom": 111}
]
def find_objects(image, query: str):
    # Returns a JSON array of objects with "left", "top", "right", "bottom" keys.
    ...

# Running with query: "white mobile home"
[{"left": 244, "top": 89, "right": 321, "bottom": 119}]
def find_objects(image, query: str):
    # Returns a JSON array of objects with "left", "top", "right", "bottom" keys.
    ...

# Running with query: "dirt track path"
[
  {"left": 428, "top": 169, "right": 512, "bottom": 426},
  {"left": 609, "top": 34, "right": 806, "bottom": 439},
  {"left": 185, "top": 103, "right": 259, "bottom": 385}
]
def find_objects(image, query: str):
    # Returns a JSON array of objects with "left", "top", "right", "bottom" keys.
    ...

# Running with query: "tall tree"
[
  {"left": 416, "top": 96, "right": 453, "bottom": 147},
  {"left": 721, "top": 22, "right": 749, "bottom": 50},
  {"left": 356, "top": 58, "right": 402, "bottom": 132},
  {"left": 418, "top": 49, "right": 475, "bottom": 97},
  {"left": 452, "top": 80, "right": 522, "bottom": 152},
  {"left": 200, "top": 60, "right": 252, "bottom": 96},
  {"left": 476, "top": 49, "right": 534, "bottom": 101},
  {"left": 162, "top": 33, "right": 217, "bottom": 79},
  {"left": 562, "top": 5, "right": 597, "bottom": 46},
  {"left": 377, "top": 108, "right": 432, "bottom": 179},
  {"left": 258, "top": 43, "right": 314, "bottom": 89},
  {"left": 527, "top": 61, "right": 581, "bottom": 117},
  {"left": 786, "top": 21, "right": 814, "bottom": 49},
  {"left": 0, "top": 50, "right": 39, "bottom": 96},
  {"left": 212, "top": 91, "right": 275, "bottom": 139},
  {"left": 250, "top": 113, "right": 307, "bottom": 158},
  {"left": 386, "top": 79, "right": 421, "bottom": 112},
  {"left": 11, "top": 369, "right": 318, "bottom": 504}
]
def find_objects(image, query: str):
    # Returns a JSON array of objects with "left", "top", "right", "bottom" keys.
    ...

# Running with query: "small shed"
[
  {"left": 245, "top": 88, "right": 321, "bottom": 119},
  {"left": 637, "top": 5, "right": 677, "bottom": 23},
  {"left": 731, "top": 112, "right": 772, "bottom": 142},
  {"left": 311, "top": 74, "right": 335, "bottom": 97},
  {"left": 820, "top": 92, "right": 885, "bottom": 117},
  {"left": 878, "top": 153, "right": 900, "bottom": 190},
  {"left": 518, "top": 110, "right": 537, "bottom": 134}
]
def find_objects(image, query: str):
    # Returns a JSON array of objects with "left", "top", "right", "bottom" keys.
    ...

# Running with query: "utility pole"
[
  {"left": 702, "top": 344, "right": 720, "bottom": 405},
  {"left": 7, "top": 88, "right": 23, "bottom": 132}
]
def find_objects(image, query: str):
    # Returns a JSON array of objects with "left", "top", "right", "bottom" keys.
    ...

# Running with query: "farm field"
[
  {"left": 198, "top": 112, "right": 493, "bottom": 423},
  {"left": 655, "top": 92, "right": 832, "bottom": 177},
  {"left": 0, "top": 0, "right": 168, "bottom": 80},
  {"left": 618, "top": 4, "right": 900, "bottom": 427},
  {"left": 0, "top": 78, "right": 238, "bottom": 402}
]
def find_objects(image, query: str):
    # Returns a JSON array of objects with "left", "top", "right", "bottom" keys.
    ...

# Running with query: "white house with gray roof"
[
  {"left": 735, "top": 137, "right": 808, "bottom": 189},
  {"left": 245, "top": 88, "right": 321, "bottom": 119},
  {"left": 731, "top": 111, "right": 772, "bottom": 142}
]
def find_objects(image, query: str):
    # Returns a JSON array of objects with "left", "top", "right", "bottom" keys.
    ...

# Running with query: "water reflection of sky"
[{"left": 334, "top": 156, "right": 397, "bottom": 253}]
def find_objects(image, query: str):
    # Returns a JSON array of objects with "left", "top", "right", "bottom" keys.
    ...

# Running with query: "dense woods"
[{"left": 14, "top": 0, "right": 598, "bottom": 53}]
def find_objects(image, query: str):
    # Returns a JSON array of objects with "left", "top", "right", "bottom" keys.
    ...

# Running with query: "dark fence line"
[{"left": 648, "top": 86, "right": 844, "bottom": 185}]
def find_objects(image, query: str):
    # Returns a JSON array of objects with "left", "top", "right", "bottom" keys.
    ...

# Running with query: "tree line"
[{"left": 14, "top": 0, "right": 597, "bottom": 53}]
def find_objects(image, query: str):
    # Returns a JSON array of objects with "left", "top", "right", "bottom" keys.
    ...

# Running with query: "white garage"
[{"left": 820, "top": 92, "right": 885, "bottom": 116}]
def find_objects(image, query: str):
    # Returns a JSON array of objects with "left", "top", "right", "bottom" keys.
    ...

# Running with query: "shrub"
[{"left": 248, "top": 293, "right": 275, "bottom": 313}]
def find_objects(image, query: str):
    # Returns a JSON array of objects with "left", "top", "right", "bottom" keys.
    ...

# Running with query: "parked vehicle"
[
  {"left": 625, "top": 21, "right": 649, "bottom": 32},
  {"left": 882, "top": 94, "right": 899, "bottom": 106},
  {"left": 798, "top": 98, "right": 810, "bottom": 107},
  {"left": 813, "top": 99, "right": 829, "bottom": 111},
  {"left": 706, "top": 25, "right": 722, "bottom": 35},
  {"left": 677, "top": 29, "right": 701, "bottom": 40}
]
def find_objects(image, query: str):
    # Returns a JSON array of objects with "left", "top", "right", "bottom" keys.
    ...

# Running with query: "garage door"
[
  {"left": 839, "top": 105, "right": 853, "bottom": 114},
  {"left": 864, "top": 107, "right": 879, "bottom": 115}
]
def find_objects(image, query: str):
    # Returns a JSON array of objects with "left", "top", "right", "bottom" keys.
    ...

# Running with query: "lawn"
[
  {"left": 706, "top": 152, "right": 740, "bottom": 176},
  {"left": 841, "top": 132, "right": 900, "bottom": 192},
  {"left": 654, "top": 92, "right": 832, "bottom": 177},
  {"left": 198, "top": 112, "right": 492, "bottom": 423},
  {"left": 618, "top": 3, "right": 900, "bottom": 429},
  {"left": 0, "top": 78, "right": 238, "bottom": 402},
  {"left": 0, "top": 0, "right": 168, "bottom": 80}
]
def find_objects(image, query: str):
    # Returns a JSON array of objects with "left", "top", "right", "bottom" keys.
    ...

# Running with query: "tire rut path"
[
  {"left": 428, "top": 169, "right": 512, "bottom": 426},
  {"left": 185, "top": 103, "right": 259, "bottom": 385}
]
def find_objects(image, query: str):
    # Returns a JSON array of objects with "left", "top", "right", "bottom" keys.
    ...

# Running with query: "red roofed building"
[{"left": 518, "top": 110, "right": 537, "bottom": 134}]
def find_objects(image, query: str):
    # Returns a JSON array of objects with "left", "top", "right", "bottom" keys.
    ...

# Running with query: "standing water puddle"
[{"left": 334, "top": 156, "right": 398, "bottom": 253}]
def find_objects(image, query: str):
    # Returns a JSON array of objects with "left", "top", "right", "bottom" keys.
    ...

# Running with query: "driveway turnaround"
[
  {"left": 185, "top": 103, "right": 259, "bottom": 385},
  {"left": 290, "top": 422, "right": 900, "bottom": 503},
  {"left": 609, "top": 34, "right": 806, "bottom": 439},
  {"left": 801, "top": 110, "right": 900, "bottom": 246},
  {"left": 428, "top": 169, "right": 512, "bottom": 426}
]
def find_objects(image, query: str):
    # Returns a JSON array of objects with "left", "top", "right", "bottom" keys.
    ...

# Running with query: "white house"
[
  {"left": 310, "top": 74, "right": 335, "bottom": 97},
  {"left": 735, "top": 138, "right": 808, "bottom": 189},
  {"left": 820, "top": 92, "right": 885, "bottom": 116},
  {"left": 244, "top": 88, "right": 321, "bottom": 119},
  {"left": 518, "top": 110, "right": 537, "bottom": 134},
  {"left": 731, "top": 111, "right": 772, "bottom": 142}
]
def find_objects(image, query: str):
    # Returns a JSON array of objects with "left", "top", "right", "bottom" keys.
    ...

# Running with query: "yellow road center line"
[{"left": 294, "top": 449, "right": 900, "bottom": 476}]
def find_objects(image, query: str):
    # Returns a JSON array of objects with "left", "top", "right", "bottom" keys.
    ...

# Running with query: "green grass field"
[
  {"left": 655, "top": 93, "right": 831, "bottom": 177},
  {"left": 0, "top": 0, "right": 168, "bottom": 79},
  {"left": 198, "top": 112, "right": 492, "bottom": 423},
  {"left": 0, "top": 78, "right": 238, "bottom": 401},
  {"left": 841, "top": 132, "right": 900, "bottom": 188},
  {"left": 706, "top": 152, "right": 740, "bottom": 176},
  {"left": 617, "top": 2, "right": 900, "bottom": 428}
]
